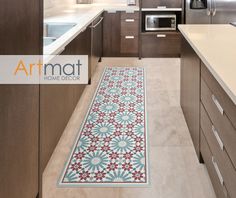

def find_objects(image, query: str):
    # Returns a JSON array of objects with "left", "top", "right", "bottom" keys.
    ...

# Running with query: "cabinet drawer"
[
  {"left": 121, "top": 11, "right": 139, "bottom": 20},
  {"left": 121, "top": 20, "right": 139, "bottom": 36},
  {"left": 120, "top": 36, "right": 138, "bottom": 55},
  {"left": 201, "top": 104, "right": 236, "bottom": 198},
  {"left": 201, "top": 77, "right": 236, "bottom": 170},
  {"left": 200, "top": 131, "right": 229, "bottom": 198},
  {"left": 141, "top": 33, "right": 180, "bottom": 57},
  {"left": 201, "top": 63, "right": 236, "bottom": 129}
]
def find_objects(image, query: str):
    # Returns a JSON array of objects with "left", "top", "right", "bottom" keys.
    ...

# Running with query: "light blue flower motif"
[
  {"left": 132, "top": 153, "right": 145, "bottom": 171},
  {"left": 107, "top": 87, "right": 121, "bottom": 95},
  {"left": 110, "top": 136, "right": 135, "bottom": 153},
  {"left": 136, "top": 88, "right": 144, "bottom": 95},
  {"left": 87, "top": 112, "right": 98, "bottom": 123},
  {"left": 136, "top": 103, "right": 145, "bottom": 112},
  {"left": 82, "top": 151, "right": 109, "bottom": 172},
  {"left": 106, "top": 169, "right": 132, "bottom": 182},
  {"left": 122, "top": 81, "right": 137, "bottom": 88},
  {"left": 63, "top": 171, "right": 79, "bottom": 182},
  {"left": 111, "top": 75, "right": 123, "bottom": 81},
  {"left": 95, "top": 94, "right": 104, "bottom": 102},
  {"left": 115, "top": 112, "right": 136, "bottom": 125},
  {"left": 126, "top": 70, "right": 138, "bottom": 76},
  {"left": 120, "top": 95, "right": 136, "bottom": 103},
  {"left": 134, "top": 124, "right": 145, "bottom": 137},
  {"left": 92, "top": 123, "right": 115, "bottom": 138},
  {"left": 77, "top": 136, "right": 90, "bottom": 151},
  {"left": 100, "top": 103, "right": 119, "bottom": 113}
]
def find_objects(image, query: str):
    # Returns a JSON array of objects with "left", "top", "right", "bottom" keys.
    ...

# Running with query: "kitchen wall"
[{"left": 93, "top": 0, "right": 127, "bottom": 3}]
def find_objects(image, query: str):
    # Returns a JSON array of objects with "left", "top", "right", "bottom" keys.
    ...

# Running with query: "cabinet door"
[
  {"left": 180, "top": 37, "right": 201, "bottom": 160},
  {"left": 0, "top": 0, "right": 42, "bottom": 197},
  {"left": 91, "top": 15, "right": 103, "bottom": 76},
  {"left": 103, "top": 11, "right": 121, "bottom": 57},
  {"left": 40, "top": 29, "right": 89, "bottom": 174},
  {"left": 142, "top": 0, "right": 182, "bottom": 8},
  {"left": 141, "top": 32, "right": 181, "bottom": 57}
]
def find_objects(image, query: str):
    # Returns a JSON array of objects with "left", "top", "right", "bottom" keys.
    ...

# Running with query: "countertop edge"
[{"left": 179, "top": 25, "right": 236, "bottom": 105}]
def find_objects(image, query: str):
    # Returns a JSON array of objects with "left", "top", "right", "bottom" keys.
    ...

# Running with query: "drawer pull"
[
  {"left": 157, "top": 34, "right": 166, "bottom": 38},
  {"left": 212, "top": 125, "right": 224, "bottom": 150},
  {"left": 212, "top": 156, "right": 224, "bottom": 186},
  {"left": 212, "top": 94, "right": 224, "bottom": 115},
  {"left": 125, "top": 19, "right": 135, "bottom": 22},
  {"left": 125, "top": 36, "right": 135, "bottom": 39}
]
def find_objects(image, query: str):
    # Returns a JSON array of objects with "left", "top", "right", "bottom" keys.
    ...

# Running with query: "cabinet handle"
[
  {"left": 157, "top": 34, "right": 166, "bottom": 38},
  {"left": 125, "top": 19, "right": 135, "bottom": 22},
  {"left": 212, "top": 94, "right": 224, "bottom": 115},
  {"left": 212, "top": 125, "right": 224, "bottom": 151},
  {"left": 125, "top": 36, "right": 135, "bottom": 39},
  {"left": 212, "top": 156, "right": 224, "bottom": 186},
  {"left": 90, "top": 17, "right": 103, "bottom": 28}
]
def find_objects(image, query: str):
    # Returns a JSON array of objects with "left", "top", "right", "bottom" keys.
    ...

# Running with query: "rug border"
[{"left": 57, "top": 67, "right": 150, "bottom": 188}]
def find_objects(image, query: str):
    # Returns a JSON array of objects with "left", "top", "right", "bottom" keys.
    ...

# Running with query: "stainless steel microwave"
[{"left": 145, "top": 15, "right": 177, "bottom": 31}]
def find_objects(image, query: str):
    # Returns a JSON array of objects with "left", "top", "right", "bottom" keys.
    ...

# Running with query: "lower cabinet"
[
  {"left": 40, "top": 27, "right": 90, "bottom": 174},
  {"left": 141, "top": 32, "right": 181, "bottom": 57},
  {"left": 180, "top": 37, "right": 201, "bottom": 159},
  {"left": 91, "top": 14, "right": 103, "bottom": 76},
  {"left": 181, "top": 37, "right": 236, "bottom": 198},
  {"left": 103, "top": 11, "right": 139, "bottom": 57}
]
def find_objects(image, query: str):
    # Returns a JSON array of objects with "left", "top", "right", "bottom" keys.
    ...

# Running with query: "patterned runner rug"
[{"left": 59, "top": 67, "right": 149, "bottom": 187}]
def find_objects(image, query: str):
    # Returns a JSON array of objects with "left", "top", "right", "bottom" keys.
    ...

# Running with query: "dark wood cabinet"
[
  {"left": 141, "top": 32, "right": 181, "bottom": 57},
  {"left": 103, "top": 11, "right": 121, "bottom": 57},
  {"left": 0, "top": 0, "right": 42, "bottom": 197},
  {"left": 40, "top": 28, "right": 90, "bottom": 174},
  {"left": 91, "top": 15, "right": 103, "bottom": 76},
  {"left": 180, "top": 37, "right": 201, "bottom": 159},
  {"left": 142, "top": 0, "right": 182, "bottom": 8}
]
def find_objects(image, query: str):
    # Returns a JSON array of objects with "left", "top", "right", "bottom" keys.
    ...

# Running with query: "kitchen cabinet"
[
  {"left": 181, "top": 36, "right": 236, "bottom": 198},
  {"left": 103, "top": 11, "right": 121, "bottom": 57},
  {"left": 40, "top": 27, "right": 90, "bottom": 176},
  {"left": 103, "top": 11, "right": 140, "bottom": 57},
  {"left": 91, "top": 14, "right": 103, "bottom": 76},
  {"left": 141, "top": 32, "right": 181, "bottom": 57},
  {"left": 180, "top": 37, "right": 201, "bottom": 159},
  {"left": 142, "top": 0, "right": 182, "bottom": 8},
  {"left": 0, "top": 0, "right": 42, "bottom": 197}
]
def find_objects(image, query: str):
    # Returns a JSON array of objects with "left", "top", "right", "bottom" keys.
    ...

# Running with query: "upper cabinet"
[{"left": 141, "top": 0, "right": 182, "bottom": 8}]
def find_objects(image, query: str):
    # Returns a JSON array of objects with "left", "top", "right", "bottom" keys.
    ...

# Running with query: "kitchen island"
[{"left": 179, "top": 24, "right": 236, "bottom": 198}]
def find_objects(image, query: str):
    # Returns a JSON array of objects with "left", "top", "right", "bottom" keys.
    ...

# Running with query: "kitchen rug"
[{"left": 59, "top": 67, "right": 149, "bottom": 187}]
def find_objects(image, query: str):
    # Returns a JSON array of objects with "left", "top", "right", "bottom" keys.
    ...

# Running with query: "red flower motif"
[
  {"left": 127, "top": 124, "right": 134, "bottom": 129},
  {"left": 109, "top": 152, "right": 119, "bottom": 159},
  {"left": 109, "top": 112, "right": 116, "bottom": 117},
  {"left": 88, "top": 145, "right": 97, "bottom": 152},
  {"left": 107, "top": 163, "right": 118, "bottom": 171},
  {"left": 118, "top": 108, "right": 125, "bottom": 112},
  {"left": 112, "top": 99, "right": 119, "bottom": 103},
  {"left": 83, "top": 131, "right": 91, "bottom": 136},
  {"left": 108, "top": 119, "right": 115, "bottom": 124},
  {"left": 136, "top": 119, "right": 143, "bottom": 124},
  {"left": 101, "top": 145, "right": 110, "bottom": 151},
  {"left": 122, "top": 163, "right": 132, "bottom": 171},
  {"left": 99, "top": 112, "right": 105, "bottom": 117},
  {"left": 104, "top": 137, "right": 111, "bottom": 142},
  {"left": 134, "top": 145, "right": 143, "bottom": 152},
  {"left": 97, "top": 119, "right": 104, "bottom": 123},
  {"left": 129, "top": 103, "right": 135, "bottom": 107},
  {"left": 115, "top": 123, "right": 122, "bottom": 129},
  {"left": 91, "top": 136, "right": 99, "bottom": 143},
  {"left": 79, "top": 171, "right": 90, "bottom": 181},
  {"left": 132, "top": 171, "right": 144, "bottom": 181},
  {"left": 114, "top": 131, "right": 122, "bottom": 136},
  {"left": 135, "top": 137, "right": 142, "bottom": 142},
  {"left": 123, "top": 152, "right": 133, "bottom": 160},
  {"left": 95, "top": 171, "right": 106, "bottom": 181},
  {"left": 70, "top": 162, "right": 82, "bottom": 171},
  {"left": 126, "top": 131, "right": 134, "bottom": 136},
  {"left": 74, "top": 152, "right": 85, "bottom": 160}
]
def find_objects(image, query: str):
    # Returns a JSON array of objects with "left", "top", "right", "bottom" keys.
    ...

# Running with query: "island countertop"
[{"left": 179, "top": 24, "right": 236, "bottom": 105}]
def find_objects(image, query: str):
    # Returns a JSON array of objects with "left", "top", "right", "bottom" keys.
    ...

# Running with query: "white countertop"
[
  {"left": 44, "top": 4, "right": 139, "bottom": 56},
  {"left": 179, "top": 24, "right": 236, "bottom": 105}
]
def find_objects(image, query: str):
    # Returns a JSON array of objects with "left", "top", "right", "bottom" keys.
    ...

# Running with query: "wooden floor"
[{"left": 43, "top": 58, "right": 216, "bottom": 198}]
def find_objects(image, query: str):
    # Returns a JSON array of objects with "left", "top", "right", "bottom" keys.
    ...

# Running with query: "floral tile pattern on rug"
[{"left": 59, "top": 67, "right": 148, "bottom": 186}]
